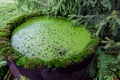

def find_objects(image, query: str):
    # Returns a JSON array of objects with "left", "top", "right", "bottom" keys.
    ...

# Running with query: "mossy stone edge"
[{"left": 0, "top": 13, "right": 100, "bottom": 68}]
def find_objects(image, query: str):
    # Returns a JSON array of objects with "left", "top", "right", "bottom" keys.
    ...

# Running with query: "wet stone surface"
[{"left": 11, "top": 17, "right": 91, "bottom": 61}]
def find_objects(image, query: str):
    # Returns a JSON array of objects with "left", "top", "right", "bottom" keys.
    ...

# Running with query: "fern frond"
[{"left": 96, "top": 47, "right": 117, "bottom": 80}]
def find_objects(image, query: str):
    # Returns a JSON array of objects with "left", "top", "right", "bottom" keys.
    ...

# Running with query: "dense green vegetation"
[
  {"left": 0, "top": 0, "right": 120, "bottom": 80},
  {"left": 0, "top": 1, "right": 27, "bottom": 80},
  {"left": 0, "top": 0, "right": 27, "bottom": 28}
]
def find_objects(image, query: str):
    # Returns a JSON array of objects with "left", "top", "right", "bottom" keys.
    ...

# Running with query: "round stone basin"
[{"left": 11, "top": 16, "right": 91, "bottom": 67}]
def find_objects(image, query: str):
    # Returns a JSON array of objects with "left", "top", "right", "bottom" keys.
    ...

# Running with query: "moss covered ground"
[{"left": 0, "top": 0, "right": 27, "bottom": 28}]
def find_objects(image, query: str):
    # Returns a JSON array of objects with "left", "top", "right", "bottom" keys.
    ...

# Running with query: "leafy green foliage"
[
  {"left": 14, "top": 0, "right": 47, "bottom": 12},
  {"left": 89, "top": 45, "right": 120, "bottom": 80},
  {"left": 96, "top": 11, "right": 120, "bottom": 41},
  {"left": 96, "top": 47, "right": 116, "bottom": 80}
]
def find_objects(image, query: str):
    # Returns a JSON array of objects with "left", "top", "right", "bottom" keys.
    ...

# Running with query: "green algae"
[
  {"left": 0, "top": 11, "right": 100, "bottom": 68},
  {"left": 10, "top": 16, "right": 92, "bottom": 67}
]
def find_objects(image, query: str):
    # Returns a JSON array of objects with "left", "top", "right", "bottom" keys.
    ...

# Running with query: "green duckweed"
[{"left": 11, "top": 16, "right": 94, "bottom": 68}]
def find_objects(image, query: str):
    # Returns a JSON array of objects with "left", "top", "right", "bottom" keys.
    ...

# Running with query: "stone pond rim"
[{"left": 0, "top": 14, "right": 100, "bottom": 68}]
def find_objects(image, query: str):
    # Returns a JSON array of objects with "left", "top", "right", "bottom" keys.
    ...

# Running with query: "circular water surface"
[{"left": 11, "top": 17, "right": 91, "bottom": 62}]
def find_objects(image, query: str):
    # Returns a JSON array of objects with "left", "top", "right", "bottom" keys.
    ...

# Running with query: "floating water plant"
[{"left": 0, "top": 14, "right": 99, "bottom": 68}]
